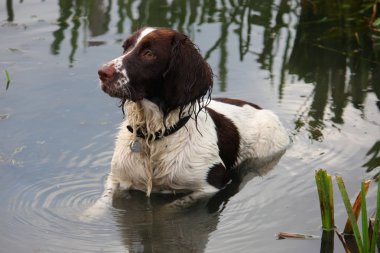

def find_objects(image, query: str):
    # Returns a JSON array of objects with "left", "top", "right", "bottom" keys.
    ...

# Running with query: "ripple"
[
  {"left": 278, "top": 82, "right": 378, "bottom": 178},
  {"left": 2, "top": 171, "right": 124, "bottom": 252}
]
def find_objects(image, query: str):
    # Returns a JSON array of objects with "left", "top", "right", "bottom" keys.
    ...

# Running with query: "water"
[{"left": 0, "top": 0, "right": 379, "bottom": 252}]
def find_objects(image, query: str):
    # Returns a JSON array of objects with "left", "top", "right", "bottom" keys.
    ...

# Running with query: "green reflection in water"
[
  {"left": 289, "top": 0, "right": 380, "bottom": 142},
  {"left": 364, "top": 140, "right": 380, "bottom": 179},
  {"left": 6, "top": 0, "right": 14, "bottom": 22},
  {"left": 5, "top": 0, "right": 380, "bottom": 142}
]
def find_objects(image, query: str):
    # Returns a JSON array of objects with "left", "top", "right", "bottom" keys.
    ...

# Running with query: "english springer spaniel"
[{"left": 90, "top": 27, "right": 289, "bottom": 214}]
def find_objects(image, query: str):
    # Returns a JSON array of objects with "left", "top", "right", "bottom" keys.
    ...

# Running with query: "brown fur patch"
[
  {"left": 213, "top": 97, "right": 262, "bottom": 109},
  {"left": 207, "top": 163, "right": 230, "bottom": 189},
  {"left": 207, "top": 108, "right": 240, "bottom": 169},
  {"left": 206, "top": 108, "right": 240, "bottom": 189}
]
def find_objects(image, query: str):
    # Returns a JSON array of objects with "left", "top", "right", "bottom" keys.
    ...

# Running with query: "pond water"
[{"left": 1, "top": 0, "right": 380, "bottom": 252}]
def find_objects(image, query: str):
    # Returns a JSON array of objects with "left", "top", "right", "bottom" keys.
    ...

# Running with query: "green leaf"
[
  {"left": 361, "top": 181, "right": 369, "bottom": 253},
  {"left": 336, "top": 176, "right": 364, "bottom": 252},
  {"left": 5, "top": 70, "right": 11, "bottom": 90},
  {"left": 5, "top": 70, "right": 10, "bottom": 82},
  {"left": 315, "top": 169, "right": 335, "bottom": 230},
  {"left": 370, "top": 178, "right": 380, "bottom": 253},
  {"left": 373, "top": 18, "right": 380, "bottom": 27}
]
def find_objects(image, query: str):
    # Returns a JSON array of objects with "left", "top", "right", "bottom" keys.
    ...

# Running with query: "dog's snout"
[{"left": 98, "top": 65, "right": 116, "bottom": 82}]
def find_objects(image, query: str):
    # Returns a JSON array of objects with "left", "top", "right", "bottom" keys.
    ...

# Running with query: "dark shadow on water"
[
  {"left": 363, "top": 140, "right": 380, "bottom": 179},
  {"left": 111, "top": 155, "right": 284, "bottom": 253},
  {"left": 6, "top": 0, "right": 14, "bottom": 22}
]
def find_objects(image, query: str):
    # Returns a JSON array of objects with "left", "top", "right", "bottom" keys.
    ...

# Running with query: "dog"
[{"left": 90, "top": 27, "right": 289, "bottom": 214}]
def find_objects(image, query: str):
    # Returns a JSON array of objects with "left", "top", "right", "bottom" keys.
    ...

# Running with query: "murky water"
[{"left": 1, "top": 1, "right": 379, "bottom": 252}]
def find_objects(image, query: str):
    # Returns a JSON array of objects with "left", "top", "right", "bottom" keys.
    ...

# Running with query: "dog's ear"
[{"left": 162, "top": 32, "right": 213, "bottom": 113}]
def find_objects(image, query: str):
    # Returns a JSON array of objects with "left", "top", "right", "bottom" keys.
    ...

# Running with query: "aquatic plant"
[
  {"left": 280, "top": 169, "right": 380, "bottom": 252},
  {"left": 315, "top": 169, "right": 335, "bottom": 231},
  {"left": 5, "top": 69, "right": 11, "bottom": 90},
  {"left": 316, "top": 169, "right": 380, "bottom": 253},
  {"left": 336, "top": 176, "right": 365, "bottom": 252}
]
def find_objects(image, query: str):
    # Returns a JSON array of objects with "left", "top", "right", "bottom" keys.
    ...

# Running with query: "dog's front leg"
[
  {"left": 80, "top": 174, "right": 120, "bottom": 221},
  {"left": 165, "top": 186, "right": 218, "bottom": 210}
]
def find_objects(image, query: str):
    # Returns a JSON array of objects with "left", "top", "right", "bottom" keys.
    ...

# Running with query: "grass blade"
[
  {"left": 336, "top": 175, "right": 363, "bottom": 252},
  {"left": 361, "top": 181, "right": 370, "bottom": 252},
  {"left": 5, "top": 69, "right": 10, "bottom": 81},
  {"left": 370, "top": 178, "right": 380, "bottom": 253},
  {"left": 315, "top": 169, "right": 335, "bottom": 230},
  {"left": 344, "top": 180, "right": 370, "bottom": 234},
  {"left": 5, "top": 69, "right": 11, "bottom": 90}
]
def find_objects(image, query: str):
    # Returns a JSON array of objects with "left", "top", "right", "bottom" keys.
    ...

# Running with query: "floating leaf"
[
  {"left": 277, "top": 232, "right": 320, "bottom": 240},
  {"left": 0, "top": 114, "right": 10, "bottom": 120},
  {"left": 12, "top": 146, "right": 26, "bottom": 156},
  {"left": 9, "top": 48, "right": 22, "bottom": 53}
]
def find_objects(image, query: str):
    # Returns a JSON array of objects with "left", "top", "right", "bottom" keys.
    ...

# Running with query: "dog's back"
[{"left": 208, "top": 99, "right": 289, "bottom": 167}]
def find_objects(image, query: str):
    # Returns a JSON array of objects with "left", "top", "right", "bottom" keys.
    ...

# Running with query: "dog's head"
[{"left": 98, "top": 27, "right": 213, "bottom": 114}]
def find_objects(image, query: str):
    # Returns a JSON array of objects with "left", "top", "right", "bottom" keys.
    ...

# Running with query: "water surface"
[{"left": 1, "top": 1, "right": 380, "bottom": 252}]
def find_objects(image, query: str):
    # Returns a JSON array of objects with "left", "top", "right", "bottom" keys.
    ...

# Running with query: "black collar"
[{"left": 126, "top": 115, "right": 191, "bottom": 140}]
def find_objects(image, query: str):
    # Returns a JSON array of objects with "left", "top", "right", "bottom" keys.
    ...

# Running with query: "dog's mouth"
[
  {"left": 100, "top": 80, "right": 144, "bottom": 102},
  {"left": 98, "top": 64, "right": 145, "bottom": 102}
]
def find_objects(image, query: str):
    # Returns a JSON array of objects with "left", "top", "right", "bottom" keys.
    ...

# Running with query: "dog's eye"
[
  {"left": 122, "top": 40, "right": 134, "bottom": 53},
  {"left": 123, "top": 44, "right": 131, "bottom": 53},
  {"left": 141, "top": 49, "right": 156, "bottom": 60}
]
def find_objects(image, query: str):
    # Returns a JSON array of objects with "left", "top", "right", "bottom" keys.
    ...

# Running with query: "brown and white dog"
[{"left": 86, "top": 27, "right": 289, "bottom": 216}]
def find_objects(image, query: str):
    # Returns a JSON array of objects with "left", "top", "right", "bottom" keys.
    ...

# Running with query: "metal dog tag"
[{"left": 130, "top": 140, "right": 143, "bottom": 153}]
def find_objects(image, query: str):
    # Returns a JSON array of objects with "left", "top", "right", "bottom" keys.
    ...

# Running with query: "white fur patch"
[{"left": 136, "top": 27, "right": 156, "bottom": 45}]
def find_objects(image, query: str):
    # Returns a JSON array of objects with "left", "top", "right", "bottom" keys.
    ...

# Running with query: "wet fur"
[{"left": 82, "top": 27, "right": 289, "bottom": 219}]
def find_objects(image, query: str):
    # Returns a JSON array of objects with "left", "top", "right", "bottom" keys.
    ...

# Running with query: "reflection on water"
[
  {"left": 6, "top": 0, "right": 14, "bottom": 22},
  {"left": 364, "top": 140, "right": 380, "bottom": 178},
  {"left": 6, "top": 0, "right": 379, "bottom": 141},
  {"left": 111, "top": 156, "right": 281, "bottom": 253},
  {"left": 50, "top": 0, "right": 111, "bottom": 66},
  {"left": 289, "top": 0, "right": 380, "bottom": 141}
]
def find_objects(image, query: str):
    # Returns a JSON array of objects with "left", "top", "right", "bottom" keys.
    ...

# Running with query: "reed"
[
  {"left": 281, "top": 170, "right": 380, "bottom": 252},
  {"left": 336, "top": 176, "right": 364, "bottom": 252},
  {"left": 336, "top": 176, "right": 380, "bottom": 253},
  {"left": 362, "top": 181, "right": 370, "bottom": 252},
  {"left": 315, "top": 169, "right": 335, "bottom": 230},
  {"left": 370, "top": 178, "right": 380, "bottom": 253},
  {"left": 343, "top": 181, "right": 370, "bottom": 234}
]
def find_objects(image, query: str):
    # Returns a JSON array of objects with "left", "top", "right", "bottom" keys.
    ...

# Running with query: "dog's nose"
[{"left": 98, "top": 65, "right": 116, "bottom": 82}]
